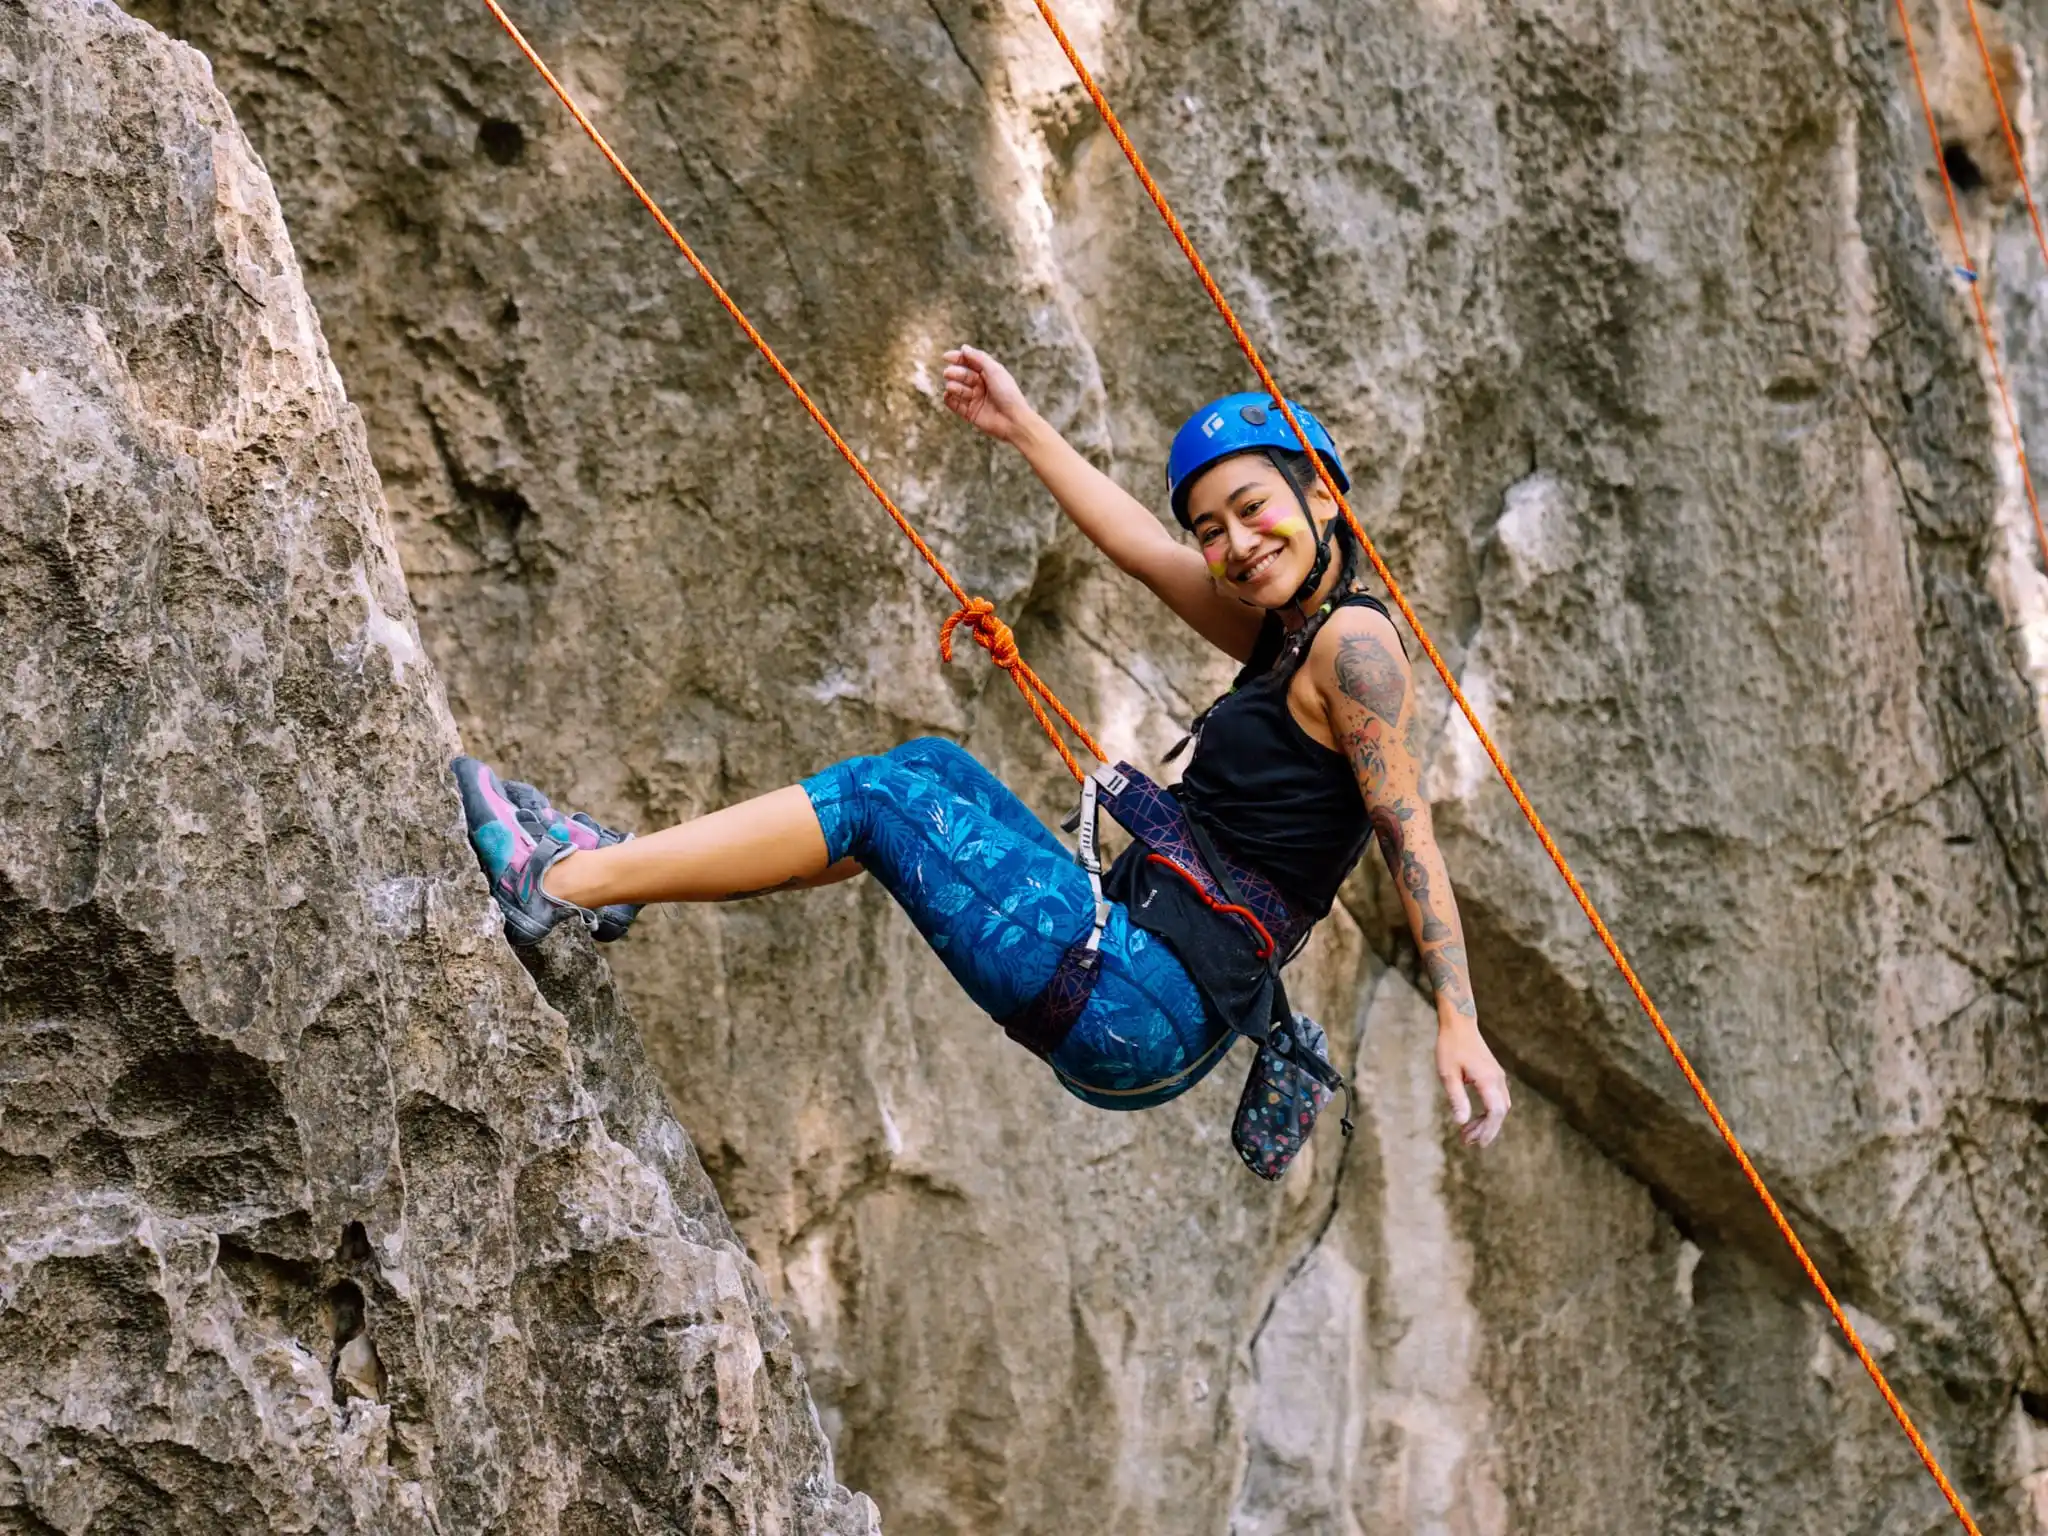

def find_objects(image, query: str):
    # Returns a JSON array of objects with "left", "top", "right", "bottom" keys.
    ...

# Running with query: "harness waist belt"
[
  {"left": 1001, "top": 761, "right": 1311, "bottom": 1062},
  {"left": 1094, "top": 762, "right": 1311, "bottom": 959}
]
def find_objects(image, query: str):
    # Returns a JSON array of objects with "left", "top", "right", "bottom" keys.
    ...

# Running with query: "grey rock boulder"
[{"left": 0, "top": 2, "right": 877, "bottom": 1530}]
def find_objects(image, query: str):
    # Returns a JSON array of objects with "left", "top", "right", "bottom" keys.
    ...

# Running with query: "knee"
[
  {"left": 886, "top": 735, "right": 973, "bottom": 778},
  {"left": 807, "top": 739, "right": 974, "bottom": 864},
  {"left": 802, "top": 753, "right": 891, "bottom": 864}
]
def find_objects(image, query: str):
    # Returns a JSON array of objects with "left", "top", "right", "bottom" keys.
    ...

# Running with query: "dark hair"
[
  {"left": 1265, "top": 450, "right": 1363, "bottom": 595},
  {"left": 1268, "top": 447, "right": 1334, "bottom": 492},
  {"left": 1179, "top": 453, "right": 1374, "bottom": 747}
]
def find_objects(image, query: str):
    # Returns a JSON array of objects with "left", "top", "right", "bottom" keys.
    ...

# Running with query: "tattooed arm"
[{"left": 1309, "top": 606, "right": 1511, "bottom": 1147}]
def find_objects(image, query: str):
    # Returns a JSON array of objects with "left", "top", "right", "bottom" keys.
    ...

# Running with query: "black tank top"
[
  {"left": 1101, "top": 590, "right": 1391, "bottom": 1045},
  {"left": 1174, "top": 592, "right": 1387, "bottom": 916}
]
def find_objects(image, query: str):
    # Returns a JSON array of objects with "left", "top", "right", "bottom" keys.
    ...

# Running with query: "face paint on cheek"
[
  {"left": 1248, "top": 506, "right": 1304, "bottom": 539},
  {"left": 1206, "top": 557, "right": 1229, "bottom": 578}
]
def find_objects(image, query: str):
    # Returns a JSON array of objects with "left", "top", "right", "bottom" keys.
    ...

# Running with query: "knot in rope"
[
  {"left": 935, "top": 594, "right": 1104, "bottom": 781},
  {"left": 939, "top": 597, "right": 1018, "bottom": 670}
]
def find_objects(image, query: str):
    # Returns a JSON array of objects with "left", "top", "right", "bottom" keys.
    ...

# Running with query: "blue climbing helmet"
[
  {"left": 1166, "top": 392, "right": 1349, "bottom": 529},
  {"left": 1168, "top": 392, "right": 1353, "bottom": 612}
]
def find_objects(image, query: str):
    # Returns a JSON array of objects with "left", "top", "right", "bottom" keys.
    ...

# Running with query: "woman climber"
[{"left": 453, "top": 347, "right": 1510, "bottom": 1169}]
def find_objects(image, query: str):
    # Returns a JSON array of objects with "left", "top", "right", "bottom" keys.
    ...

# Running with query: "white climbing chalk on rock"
[{"left": 353, "top": 565, "right": 420, "bottom": 685}]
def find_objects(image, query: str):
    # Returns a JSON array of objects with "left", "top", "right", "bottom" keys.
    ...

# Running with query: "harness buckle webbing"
[{"left": 1074, "top": 770, "right": 1110, "bottom": 953}]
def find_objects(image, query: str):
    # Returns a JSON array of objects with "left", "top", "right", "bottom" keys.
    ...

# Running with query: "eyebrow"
[{"left": 1193, "top": 481, "right": 1267, "bottom": 526}]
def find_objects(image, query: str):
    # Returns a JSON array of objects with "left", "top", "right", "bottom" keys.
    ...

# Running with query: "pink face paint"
[{"left": 1247, "top": 505, "right": 1304, "bottom": 538}]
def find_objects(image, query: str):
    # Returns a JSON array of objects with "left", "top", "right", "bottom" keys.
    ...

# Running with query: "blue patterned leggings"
[{"left": 802, "top": 738, "right": 1235, "bottom": 1109}]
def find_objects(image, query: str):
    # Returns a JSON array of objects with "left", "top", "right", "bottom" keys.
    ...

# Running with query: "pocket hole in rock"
[
  {"left": 1942, "top": 142, "right": 1985, "bottom": 194},
  {"left": 336, "top": 1220, "right": 373, "bottom": 1266},
  {"left": 323, "top": 1279, "right": 365, "bottom": 1345},
  {"left": 478, "top": 118, "right": 526, "bottom": 166}
]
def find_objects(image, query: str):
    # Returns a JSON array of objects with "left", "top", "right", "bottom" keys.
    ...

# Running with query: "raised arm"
[
  {"left": 943, "top": 346, "right": 1264, "bottom": 661},
  {"left": 1310, "top": 606, "right": 1511, "bottom": 1147}
]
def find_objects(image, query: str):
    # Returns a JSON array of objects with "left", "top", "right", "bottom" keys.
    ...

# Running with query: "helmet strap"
[{"left": 1269, "top": 451, "right": 1340, "bottom": 614}]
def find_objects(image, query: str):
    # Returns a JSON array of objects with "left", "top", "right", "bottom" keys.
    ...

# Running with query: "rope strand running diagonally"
[
  {"left": 482, "top": 0, "right": 1977, "bottom": 1517},
  {"left": 1948, "top": 0, "right": 2048, "bottom": 574},
  {"left": 1962, "top": 0, "right": 2048, "bottom": 265},
  {"left": 1893, "top": 0, "right": 2048, "bottom": 578},
  {"left": 477, "top": 0, "right": 1104, "bottom": 782},
  {"left": 1022, "top": 1, "right": 1980, "bottom": 1528}
]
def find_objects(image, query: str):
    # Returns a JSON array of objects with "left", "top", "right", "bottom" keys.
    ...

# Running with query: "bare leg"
[{"left": 540, "top": 784, "right": 860, "bottom": 908}]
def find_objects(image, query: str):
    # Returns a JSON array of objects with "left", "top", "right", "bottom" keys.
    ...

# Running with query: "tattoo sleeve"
[
  {"left": 1330, "top": 624, "right": 1477, "bottom": 1020},
  {"left": 1335, "top": 631, "right": 1408, "bottom": 722}
]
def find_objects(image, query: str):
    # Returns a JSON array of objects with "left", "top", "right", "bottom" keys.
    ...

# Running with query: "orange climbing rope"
[
  {"left": 483, "top": 0, "right": 1980, "bottom": 1515},
  {"left": 1898, "top": 0, "right": 2048, "bottom": 576},
  {"left": 1025, "top": 1, "right": 1982, "bottom": 1528},
  {"left": 1952, "top": 0, "right": 2048, "bottom": 574},
  {"left": 1961, "top": 0, "right": 2048, "bottom": 302},
  {"left": 477, "top": 0, "right": 1104, "bottom": 782}
]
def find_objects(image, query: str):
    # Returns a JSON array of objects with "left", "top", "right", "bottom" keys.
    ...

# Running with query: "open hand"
[
  {"left": 1437, "top": 1019, "right": 1511, "bottom": 1148},
  {"left": 943, "top": 345, "right": 1036, "bottom": 443}
]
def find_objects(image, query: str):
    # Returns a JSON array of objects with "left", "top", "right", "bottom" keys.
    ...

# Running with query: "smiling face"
[{"left": 1184, "top": 453, "right": 1334, "bottom": 607}]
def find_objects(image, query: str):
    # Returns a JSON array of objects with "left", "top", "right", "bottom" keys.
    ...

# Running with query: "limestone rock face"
[
  {"left": 94, "top": 0, "right": 2048, "bottom": 1530},
  {"left": 0, "top": 3, "right": 877, "bottom": 1530}
]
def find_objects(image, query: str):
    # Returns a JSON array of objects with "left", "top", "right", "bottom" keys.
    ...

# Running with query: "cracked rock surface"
[
  {"left": 0, "top": 2, "right": 877, "bottom": 1530},
  {"left": 72, "top": 0, "right": 2048, "bottom": 1529}
]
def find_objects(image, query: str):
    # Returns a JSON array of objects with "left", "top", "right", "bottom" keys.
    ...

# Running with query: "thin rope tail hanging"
[
  {"left": 1025, "top": 2, "right": 1982, "bottom": 1528},
  {"left": 1892, "top": 0, "right": 2048, "bottom": 577},
  {"left": 476, "top": 0, "right": 1104, "bottom": 783}
]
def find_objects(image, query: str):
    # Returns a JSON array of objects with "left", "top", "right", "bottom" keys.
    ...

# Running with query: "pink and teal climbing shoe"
[
  {"left": 499, "top": 779, "right": 643, "bottom": 944},
  {"left": 451, "top": 755, "right": 594, "bottom": 947}
]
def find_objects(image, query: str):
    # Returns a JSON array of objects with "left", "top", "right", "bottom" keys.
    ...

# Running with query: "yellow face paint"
[
  {"left": 1206, "top": 557, "right": 1228, "bottom": 578},
  {"left": 1247, "top": 504, "right": 1304, "bottom": 539}
]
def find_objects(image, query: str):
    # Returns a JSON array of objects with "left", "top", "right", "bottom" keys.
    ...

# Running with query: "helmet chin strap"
[{"left": 1269, "top": 451, "right": 1340, "bottom": 615}]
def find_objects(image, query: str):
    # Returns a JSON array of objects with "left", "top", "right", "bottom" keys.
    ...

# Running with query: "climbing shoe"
[
  {"left": 1232, "top": 1013, "right": 1337, "bottom": 1181},
  {"left": 498, "top": 778, "right": 643, "bottom": 943},
  {"left": 451, "top": 755, "right": 597, "bottom": 947}
]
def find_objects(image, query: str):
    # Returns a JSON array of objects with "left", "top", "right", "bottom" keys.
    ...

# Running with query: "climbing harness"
[
  {"left": 1024, "top": 0, "right": 1984, "bottom": 1526},
  {"left": 479, "top": 0, "right": 1978, "bottom": 1519},
  {"left": 1056, "top": 756, "right": 1353, "bottom": 1166},
  {"left": 994, "top": 765, "right": 1111, "bottom": 1058},
  {"left": 475, "top": 0, "right": 1369, "bottom": 1138}
]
